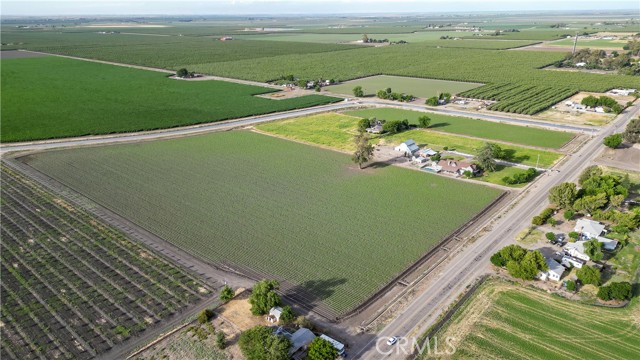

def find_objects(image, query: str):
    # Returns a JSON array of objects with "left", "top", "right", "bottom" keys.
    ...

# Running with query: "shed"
[
  {"left": 394, "top": 139, "right": 420, "bottom": 155},
  {"left": 267, "top": 307, "right": 283, "bottom": 323}
]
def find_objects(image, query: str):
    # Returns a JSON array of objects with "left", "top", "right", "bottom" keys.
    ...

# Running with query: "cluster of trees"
[
  {"left": 490, "top": 245, "right": 548, "bottom": 280},
  {"left": 249, "top": 280, "right": 281, "bottom": 315},
  {"left": 425, "top": 92, "right": 451, "bottom": 106},
  {"left": 239, "top": 325, "right": 291, "bottom": 360},
  {"left": 502, "top": 168, "right": 538, "bottom": 185},
  {"left": 573, "top": 265, "right": 632, "bottom": 302},
  {"left": 603, "top": 133, "right": 623, "bottom": 149},
  {"left": 532, "top": 207, "right": 556, "bottom": 226},
  {"left": 548, "top": 166, "right": 638, "bottom": 231},
  {"left": 176, "top": 68, "right": 196, "bottom": 78},
  {"left": 377, "top": 87, "right": 414, "bottom": 102},
  {"left": 382, "top": 119, "right": 411, "bottom": 134},
  {"left": 362, "top": 34, "right": 389, "bottom": 43},
  {"left": 555, "top": 45, "right": 640, "bottom": 76},
  {"left": 581, "top": 95, "right": 623, "bottom": 114},
  {"left": 624, "top": 117, "right": 640, "bottom": 143},
  {"left": 597, "top": 282, "right": 632, "bottom": 301}
]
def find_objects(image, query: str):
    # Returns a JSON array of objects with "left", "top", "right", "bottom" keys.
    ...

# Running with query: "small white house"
[
  {"left": 562, "top": 255, "right": 585, "bottom": 269},
  {"left": 574, "top": 219, "right": 606, "bottom": 239},
  {"left": 412, "top": 156, "right": 428, "bottom": 164},
  {"left": 539, "top": 258, "right": 565, "bottom": 281},
  {"left": 394, "top": 139, "right": 420, "bottom": 155},
  {"left": 266, "top": 307, "right": 283, "bottom": 323},
  {"left": 565, "top": 100, "right": 574, "bottom": 106},
  {"left": 575, "top": 62, "right": 587, "bottom": 67},
  {"left": 563, "top": 242, "right": 590, "bottom": 261},
  {"left": 595, "top": 106, "right": 605, "bottom": 113}
]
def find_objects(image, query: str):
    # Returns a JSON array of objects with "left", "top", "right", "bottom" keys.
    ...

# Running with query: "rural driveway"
[{"left": 351, "top": 102, "right": 640, "bottom": 360}]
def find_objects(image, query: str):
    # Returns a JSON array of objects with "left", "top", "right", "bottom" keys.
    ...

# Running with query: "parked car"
[{"left": 387, "top": 336, "right": 399, "bottom": 346}]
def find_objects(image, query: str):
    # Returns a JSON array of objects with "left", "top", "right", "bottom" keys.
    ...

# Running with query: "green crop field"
[
  {"left": 21, "top": 131, "right": 502, "bottom": 316},
  {"left": 0, "top": 56, "right": 339, "bottom": 142},
  {"left": 1, "top": 31, "right": 360, "bottom": 69},
  {"left": 423, "top": 279, "right": 640, "bottom": 359},
  {"left": 344, "top": 108, "right": 574, "bottom": 149},
  {"left": 328, "top": 75, "right": 482, "bottom": 98}
]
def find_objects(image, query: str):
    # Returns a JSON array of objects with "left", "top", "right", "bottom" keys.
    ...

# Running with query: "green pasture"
[
  {"left": 0, "top": 56, "right": 339, "bottom": 142},
  {"left": 423, "top": 280, "right": 640, "bottom": 360},
  {"left": 328, "top": 75, "right": 482, "bottom": 98},
  {"left": 22, "top": 131, "right": 502, "bottom": 315},
  {"left": 345, "top": 108, "right": 574, "bottom": 149}
]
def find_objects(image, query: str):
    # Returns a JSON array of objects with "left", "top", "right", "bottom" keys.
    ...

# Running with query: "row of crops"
[
  {"left": 460, "top": 84, "right": 578, "bottom": 115},
  {"left": 0, "top": 165, "right": 212, "bottom": 360}
]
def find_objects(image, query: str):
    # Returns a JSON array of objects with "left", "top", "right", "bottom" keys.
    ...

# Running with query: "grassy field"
[
  {"left": 256, "top": 113, "right": 361, "bottom": 151},
  {"left": 256, "top": 113, "right": 562, "bottom": 167},
  {"left": 550, "top": 38, "right": 627, "bottom": 49},
  {"left": 21, "top": 131, "right": 502, "bottom": 316},
  {"left": 328, "top": 75, "right": 482, "bottom": 98},
  {"left": 344, "top": 108, "right": 574, "bottom": 149},
  {"left": 0, "top": 56, "right": 339, "bottom": 142},
  {"left": 477, "top": 165, "right": 536, "bottom": 188},
  {"left": 423, "top": 279, "right": 640, "bottom": 360}
]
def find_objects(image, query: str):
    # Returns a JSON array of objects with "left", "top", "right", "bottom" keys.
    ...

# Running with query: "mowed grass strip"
[
  {"left": 427, "top": 280, "right": 640, "bottom": 360},
  {"left": 22, "top": 131, "right": 502, "bottom": 315},
  {"left": 0, "top": 56, "right": 339, "bottom": 142},
  {"left": 328, "top": 75, "right": 482, "bottom": 99},
  {"left": 345, "top": 108, "right": 574, "bottom": 149}
]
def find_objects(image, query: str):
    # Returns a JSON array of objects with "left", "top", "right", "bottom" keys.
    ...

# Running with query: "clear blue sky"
[{"left": 2, "top": 0, "right": 638, "bottom": 16}]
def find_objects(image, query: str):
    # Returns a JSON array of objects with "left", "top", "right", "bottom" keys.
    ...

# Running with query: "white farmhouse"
[
  {"left": 562, "top": 255, "right": 585, "bottom": 269},
  {"left": 563, "top": 241, "right": 590, "bottom": 261},
  {"left": 574, "top": 219, "right": 605, "bottom": 239},
  {"left": 266, "top": 306, "right": 283, "bottom": 323},
  {"left": 394, "top": 139, "right": 420, "bottom": 156},
  {"left": 539, "top": 258, "right": 565, "bottom": 281}
]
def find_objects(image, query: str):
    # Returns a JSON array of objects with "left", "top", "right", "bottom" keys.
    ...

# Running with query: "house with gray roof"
[{"left": 394, "top": 139, "right": 419, "bottom": 156}]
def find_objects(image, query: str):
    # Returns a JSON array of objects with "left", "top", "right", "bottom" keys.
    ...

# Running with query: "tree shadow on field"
[
  {"left": 428, "top": 122, "right": 450, "bottom": 129},
  {"left": 366, "top": 161, "right": 391, "bottom": 169},
  {"left": 283, "top": 277, "right": 347, "bottom": 319},
  {"left": 501, "top": 148, "right": 530, "bottom": 164}
]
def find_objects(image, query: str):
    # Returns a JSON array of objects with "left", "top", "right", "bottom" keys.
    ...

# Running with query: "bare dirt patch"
[{"left": 535, "top": 92, "right": 629, "bottom": 126}]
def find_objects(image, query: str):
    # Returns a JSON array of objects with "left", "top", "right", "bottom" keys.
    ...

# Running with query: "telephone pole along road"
[{"left": 353, "top": 102, "right": 640, "bottom": 359}]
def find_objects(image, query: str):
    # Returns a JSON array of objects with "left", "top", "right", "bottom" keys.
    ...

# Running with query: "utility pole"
[
  {"left": 536, "top": 154, "right": 540, "bottom": 169},
  {"left": 572, "top": 31, "right": 578, "bottom": 54}
]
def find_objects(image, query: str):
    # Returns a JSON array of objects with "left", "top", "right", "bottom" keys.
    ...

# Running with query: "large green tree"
[
  {"left": 220, "top": 285, "right": 234, "bottom": 302},
  {"left": 352, "top": 132, "right": 375, "bottom": 169},
  {"left": 476, "top": 143, "right": 501, "bottom": 172},
  {"left": 249, "top": 280, "right": 281, "bottom": 315},
  {"left": 548, "top": 182, "right": 578, "bottom": 209},
  {"left": 239, "top": 325, "right": 291, "bottom": 360},
  {"left": 418, "top": 115, "right": 431, "bottom": 128},
  {"left": 603, "top": 134, "right": 623, "bottom": 149},
  {"left": 506, "top": 250, "right": 548, "bottom": 280},
  {"left": 597, "top": 282, "right": 632, "bottom": 301},
  {"left": 352, "top": 86, "right": 364, "bottom": 97},
  {"left": 573, "top": 193, "right": 608, "bottom": 214},
  {"left": 578, "top": 165, "right": 603, "bottom": 185},
  {"left": 583, "top": 239, "right": 604, "bottom": 261},
  {"left": 307, "top": 337, "right": 339, "bottom": 360},
  {"left": 576, "top": 265, "right": 601, "bottom": 286},
  {"left": 623, "top": 117, "right": 640, "bottom": 143}
]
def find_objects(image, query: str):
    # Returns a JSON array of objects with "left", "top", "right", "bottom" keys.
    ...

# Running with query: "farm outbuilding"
[
  {"left": 267, "top": 306, "right": 283, "bottom": 323},
  {"left": 394, "top": 139, "right": 419, "bottom": 155},
  {"left": 288, "top": 328, "right": 316, "bottom": 356}
]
